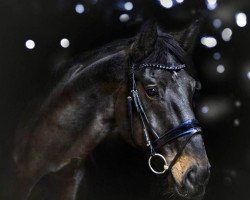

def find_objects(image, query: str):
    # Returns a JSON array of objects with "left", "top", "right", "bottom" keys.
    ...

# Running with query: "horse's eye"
[{"left": 145, "top": 87, "right": 159, "bottom": 98}]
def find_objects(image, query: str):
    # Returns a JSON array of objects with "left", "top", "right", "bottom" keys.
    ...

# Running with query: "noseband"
[{"left": 127, "top": 62, "right": 202, "bottom": 175}]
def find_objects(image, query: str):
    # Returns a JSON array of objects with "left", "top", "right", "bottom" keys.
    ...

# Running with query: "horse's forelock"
[{"left": 135, "top": 34, "right": 188, "bottom": 71}]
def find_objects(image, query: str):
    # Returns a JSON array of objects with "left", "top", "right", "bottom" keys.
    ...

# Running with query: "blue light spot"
[{"left": 75, "top": 4, "right": 85, "bottom": 14}]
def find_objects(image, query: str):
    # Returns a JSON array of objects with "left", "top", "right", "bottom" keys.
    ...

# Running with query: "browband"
[{"left": 140, "top": 63, "right": 186, "bottom": 71}]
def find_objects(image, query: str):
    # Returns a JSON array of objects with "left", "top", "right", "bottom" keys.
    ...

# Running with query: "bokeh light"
[
  {"left": 213, "top": 18, "right": 222, "bottom": 28},
  {"left": 233, "top": 118, "right": 240, "bottom": 126},
  {"left": 213, "top": 52, "right": 221, "bottom": 60},
  {"left": 75, "top": 3, "right": 85, "bottom": 14},
  {"left": 235, "top": 12, "right": 247, "bottom": 27},
  {"left": 216, "top": 64, "right": 225, "bottom": 73},
  {"left": 221, "top": 28, "right": 232, "bottom": 42},
  {"left": 235, "top": 101, "right": 241, "bottom": 108},
  {"left": 124, "top": 2, "right": 133, "bottom": 11},
  {"left": 60, "top": 38, "right": 70, "bottom": 48},
  {"left": 247, "top": 71, "right": 250, "bottom": 79},
  {"left": 25, "top": 39, "right": 35, "bottom": 49},
  {"left": 159, "top": 0, "right": 173, "bottom": 9},
  {"left": 206, "top": 0, "right": 217, "bottom": 10},
  {"left": 201, "top": 106, "right": 209, "bottom": 114},
  {"left": 201, "top": 36, "right": 217, "bottom": 48},
  {"left": 198, "top": 98, "right": 232, "bottom": 123},
  {"left": 119, "top": 14, "right": 130, "bottom": 22},
  {"left": 176, "top": 0, "right": 184, "bottom": 3}
]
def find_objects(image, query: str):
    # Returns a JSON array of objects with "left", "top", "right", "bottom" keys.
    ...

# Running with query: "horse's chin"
[
  {"left": 164, "top": 174, "right": 205, "bottom": 200},
  {"left": 173, "top": 185, "right": 205, "bottom": 200}
]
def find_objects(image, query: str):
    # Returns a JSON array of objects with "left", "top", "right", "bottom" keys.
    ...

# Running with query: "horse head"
[{"left": 116, "top": 20, "right": 210, "bottom": 199}]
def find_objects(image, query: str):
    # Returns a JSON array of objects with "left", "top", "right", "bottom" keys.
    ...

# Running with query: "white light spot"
[
  {"left": 213, "top": 18, "right": 222, "bottom": 28},
  {"left": 221, "top": 28, "right": 232, "bottom": 42},
  {"left": 235, "top": 12, "right": 247, "bottom": 27},
  {"left": 25, "top": 39, "right": 35, "bottom": 49},
  {"left": 200, "top": 36, "right": 217, "bottom": 48},
  {"left": 235, "top": 101, "right": 241, "bottom": 108},
  {"left": 216, "top": 64, "right": 225, "bottom": 73},
  {"left": 206, "top": 0, "right": 217, "bottom": 10},
  {"left": 60, "top": 38, "right": 70, "bottom": 48},
  {"left": 75, "top": 3, "right": 85, "bottom": 14},
  {"left": 119, "top": 14, "right": 130, "bottom": 23},
  {"left": 247, "top": 71, "right": 250, "bottom": 79},
  {"left": 201, "top": 106, "right": 209, "bottom": 114},
  {"left": 124, "top": 2, "right": 133, "bottom": 11},
  {"left": 213, "top": 52, "right": 221, "bottom": 60},
  {"left": 233, "top": 119, "right": 240, "bottom": 126},
  {"left": 207, "top": 0, "right": 217, "bottom": 4},
  {"left": 159, "top": 0, "right": 173, "bottom": 9},
  {"left": 176, "top": 0, "right": 184, "bottom": 3}
]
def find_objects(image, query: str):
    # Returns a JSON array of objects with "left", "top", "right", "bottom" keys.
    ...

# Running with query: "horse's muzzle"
[{"left": 180, "top": 165, "right": 211, "bottom": 198}]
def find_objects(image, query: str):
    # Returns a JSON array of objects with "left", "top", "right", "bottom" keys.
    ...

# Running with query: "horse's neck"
[{"left": 41, "top": 51, "right": 128, "bottom": 135}]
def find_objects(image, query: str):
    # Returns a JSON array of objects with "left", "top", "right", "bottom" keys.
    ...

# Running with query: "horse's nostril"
[
  {"left": 185, "top": 166, "right": 210, "bottom": 190},
  {"left": 182, "top": 166, "right": 210, "bottom": 198},
  {"left": 185, "top": 167, "right": 197, "bottom": 188}
]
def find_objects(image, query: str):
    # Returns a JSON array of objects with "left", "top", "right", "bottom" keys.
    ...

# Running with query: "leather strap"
[
  {"left": 152, "top": 119, "right": 202, "bottom": 149},
  {"left": 166, "top": 132, "right": 198, "bottom": 174}
]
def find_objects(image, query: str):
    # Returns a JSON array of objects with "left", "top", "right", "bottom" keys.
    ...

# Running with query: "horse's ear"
[
  {"left": 171, "top": 20, "right": 201, "bottom": 53},
  {"left": 130, "top": 20, "right": 158, "bottom": 62}
]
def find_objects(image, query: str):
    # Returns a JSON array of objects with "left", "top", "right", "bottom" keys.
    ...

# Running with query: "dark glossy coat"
[{"left": 13, "top": 20, "right": 210, "bottom": 200}]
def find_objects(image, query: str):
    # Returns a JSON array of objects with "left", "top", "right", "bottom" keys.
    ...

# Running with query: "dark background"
[{"left": 0, "top": 0, "right": 250, "bottom": 199}]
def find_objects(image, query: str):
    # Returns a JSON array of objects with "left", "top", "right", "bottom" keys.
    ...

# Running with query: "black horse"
[{"left": 13, "top": 20, "right": 210, "bottom": 200}]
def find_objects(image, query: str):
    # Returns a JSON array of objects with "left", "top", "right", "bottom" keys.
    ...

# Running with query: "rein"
[{"left": 127, "top": 61, "right": 202, "bottom": 175}]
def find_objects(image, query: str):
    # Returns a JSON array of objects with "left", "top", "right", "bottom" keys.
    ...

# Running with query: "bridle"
[{"left": 127, "top": 62, "right": 202, "bottom": 175}]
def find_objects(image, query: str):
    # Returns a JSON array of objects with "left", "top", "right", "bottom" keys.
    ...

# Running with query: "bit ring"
[{"left": 148, "top": 153, "right": 169, "bottom": 174}]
